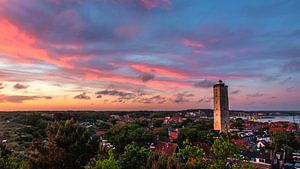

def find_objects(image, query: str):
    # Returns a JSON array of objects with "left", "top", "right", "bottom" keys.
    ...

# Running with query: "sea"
[
  {"left": 255, "top": 115, "right": 300, "bottom": 124},
  {"left": 234, "top": 115, "right": 300, "bottom": 124}
]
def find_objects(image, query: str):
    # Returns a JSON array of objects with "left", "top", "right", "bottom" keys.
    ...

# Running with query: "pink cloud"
[
  {"left": 0, "top": 94, "right": 51, "bottom": 103},
  {"left": 130, "top": 63, "right": 189, "bottom": 79},
  {"left": 0, "top": 17, "right": 76, "bottom": 68},
  {"left": 140, "top": 0, "right": 171, "bottom": 9},
  {"left": 193, "top": 50, "right": 209, "bottom": 54},
  {"left": 181, "top": 38, "right": 205, "bottom": 48},
  {"left": 114, "top": 25, "right": 140, "bottom": 39}
]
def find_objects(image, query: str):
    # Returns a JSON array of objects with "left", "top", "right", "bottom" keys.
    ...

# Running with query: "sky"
[{"left": 0, "top": 0, "right": 299, "bottom": 111}]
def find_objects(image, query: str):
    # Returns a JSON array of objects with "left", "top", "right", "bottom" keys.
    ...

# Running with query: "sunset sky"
[{"left": 0, "top": 0, "right": 299, "bottom": 111}]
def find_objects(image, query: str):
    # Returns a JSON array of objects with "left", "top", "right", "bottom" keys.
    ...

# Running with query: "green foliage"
[
  {"left": 212, "top": 139, "right": 235, "bottom": 161},
  {"left": 153, "top": 120, "right": 163, "bottom": 128},
  {"left": 231, "top": 118, "right": 244, "bottom": 130},
  {"left": 0, "top": 146, "right": 29, "bottom": 169},
  {"left": 22, "top": 113, "right": 51, "bottom": 127},
  {"left": 106, "top": 123, "right": 154, "bottom": 153},
  {"left": 92, "top": 150, "right": 121, "bottom": 169},
  {"left": 31, "top": 119, "right": 97, "bottom": 169},
  {"left": 132, "top": 120, "right": 150, "bottom": 127},
  {"left": 176, "top": 139, "right": 205, "bottom": 163},
  {"left": 175, "top": 139, "right": 205, "bottom": 169},
  {"left": 189, "top": 120, "right": 213, "bottom": 131},
  {"left": 96, "top": 121, "right": 113, "bottom": 130},
  {"left": 120, "top": 144, "right": 149, "bottom": 169},
  {"left": 153, "top": 127, "right": 168, "bottom": 137},
  {"left": 177, "top": 128, "right": 212, "bottom": 147},
  {"left": 270, "top": 132, "right": 299, "bottom": 151},
  {"left": 270, "top": 132, "right": 300, "bottom": 162},
  {"left": 143, "top": 152, "right": 182, "bottom": 169},
  {"left": 17, "top": 114, "right": 50, "bottom": 143}
]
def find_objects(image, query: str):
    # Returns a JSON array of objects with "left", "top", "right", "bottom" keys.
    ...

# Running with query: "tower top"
[{"left": 214, "top": 80, "right": 227, "bottom": 88}]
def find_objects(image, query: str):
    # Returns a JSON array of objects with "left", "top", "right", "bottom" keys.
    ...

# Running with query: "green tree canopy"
[
  {"left": 106, "top": 123, "right": 154, "bottom": 153},
  {"left": 177, "top": 128, "right": 212, "bottom": 147},
  {"left": 212, "top": 139, "right": 235, "bottom": 161},
  {"left": 0, "top": 145, "right": 29, "bottom": 169},
  {"left": 143, "top": 152, "right": 181, "bottom": 169},
  {"left": 31, "top": 119, "right": 97, "bottom": 169},
  {"left": 120, "top": 144, "right": 149, "bottom": 169},
  {"left": 92, "top": 150, "right": 121, "bottom": 169},
  {"left": 175, "top": 139, "right": 205, "bottom": 169}
]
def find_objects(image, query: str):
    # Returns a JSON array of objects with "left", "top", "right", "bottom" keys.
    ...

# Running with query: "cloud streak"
[{"left": 0, "top": 0, "right": 299, "bottom": 110}]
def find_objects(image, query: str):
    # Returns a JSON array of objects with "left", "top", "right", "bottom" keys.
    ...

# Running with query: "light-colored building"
[{"left": 213, "top": 80, "right": 229, "bottom": 132}]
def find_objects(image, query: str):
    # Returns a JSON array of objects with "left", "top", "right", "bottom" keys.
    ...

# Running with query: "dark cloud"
[
  {"left": 138, "top": 73, "right": 155, "bottom": 82},
  {"left": 279, "top": 76, "right": 292, "bottom": 84},
  {"left": 96, "top": 89, "right": 167, "bottom": 104},
  {"left": 133, "top": 95, "right": 166, "bottom": 104},
  {"left": 0, "top": 94, "right": 51, "bottom": 103},
  {"left": 13, "top": 83, "right": 29, "bottom": 90},
  {"left": 172, "top": 92, "right": 194, "bottom": 103},
  {"left": 96, "top": 90, "right": 136, "bottom": 103},
  {"left": 194, "top": 80, "right": 214, "bottom": 88},
  {"left": 286, "top": 87, "right": 295, "bottom": 92},
  {"left": 283, "top": 60, "right": 300, "bottom": 73},
  {"left": 230, "top": 90, "right": 240, "bottom": 95},
  {"left": 247, "top": 92, "right": 264, "bottom": 97},
  {"left": 44, "top": 96, "right": 53, "bottom": 100},
  {"left": 198, "top": 97, "right": 212, "bottom": 103},
  {"left": 0, "top": 83, "right": 4, "bottom": 89},
  {"left": 74, "top": 92, "right": 91, "bottom": 100},
  {"left": 96, "top": 90, "right": 134, "bottom": 98},
  {"left": 262, "top": 75, "right": 278, "bottom": 82}
]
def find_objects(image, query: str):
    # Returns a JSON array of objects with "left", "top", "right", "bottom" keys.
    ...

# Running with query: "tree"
[
  {"left": 208, "top": 139, "right": 255, "bottom": 169},
  {"left": 231, "top": 118, "right": 244, "bottom": 130},
  {"left": 143, "top": 152, "right": 181, "bottom": 169},
  {"left": 92, "top": 150, "right": 121, "bottom": 169},
  {"left": 106, "top": 123, "right": 154, "bottom": 153},
  {"left": 120, "top": 144, "right": 149, "bottom": 169},
  {"left": 270, "top": 132, "right": 300, "bottom": 162},
  {"left": 209, "top": 139, "right": 236, "bottom": 169},
  {"left": 31, "top": 119, "right": 97, "bottom": 169},
  {"left": 153, "top": 127, "right": 168, "bottom": 137},
  {"left": 0, "top": 145, "right": 29, "bottom": 169},
  {"left": 175, "top": 139, "right": 205, "bottom": 169},
  {"left": 153, "top": 120, "right": 163, "bottom": 128},
  {"left": 177, "top": 128, "right": 212, "bottom": 147},
  {"left": 212, "top": 139, "right": 235, "bottom": 161}
]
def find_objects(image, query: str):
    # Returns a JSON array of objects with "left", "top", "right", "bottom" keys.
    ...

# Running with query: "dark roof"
[
  {"left": 213, "top": 80, "right": 227, "bottom": 88},
  {"left": 242, "top": 150, "right": 273, "bottom": 164}
]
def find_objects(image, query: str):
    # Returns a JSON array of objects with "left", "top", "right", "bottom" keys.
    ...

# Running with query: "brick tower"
[{"left": 213, "top": 80, "right": 229, "bottom": 132}]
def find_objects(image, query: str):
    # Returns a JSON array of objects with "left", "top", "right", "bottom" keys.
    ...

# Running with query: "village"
[{"left": 79, "top": 110, "right": 300, "bottom": 169}]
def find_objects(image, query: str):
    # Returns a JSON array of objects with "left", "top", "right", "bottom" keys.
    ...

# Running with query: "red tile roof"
[
  {"left": 169, "top": 131, "right": 177, "bottom": 141},
  {"left": 96, "top": 130, "right": 106, "bottom": 135},
  {"left": 233, "top": 139, "right": 247, "bottom": 146},
  {"left": 152, "top": 142, "right": 178, "bottom": 156},
  {"left": 269, "top": 127, "right": 286, "bottom": 132}
]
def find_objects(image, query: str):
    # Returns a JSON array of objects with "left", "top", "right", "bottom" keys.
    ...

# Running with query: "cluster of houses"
[
  {"left": 230, "top": 120, "right": 300, "bottom": 169},
  {"left": 80, "top": 112, "right": 300, "bottom": 169}
]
